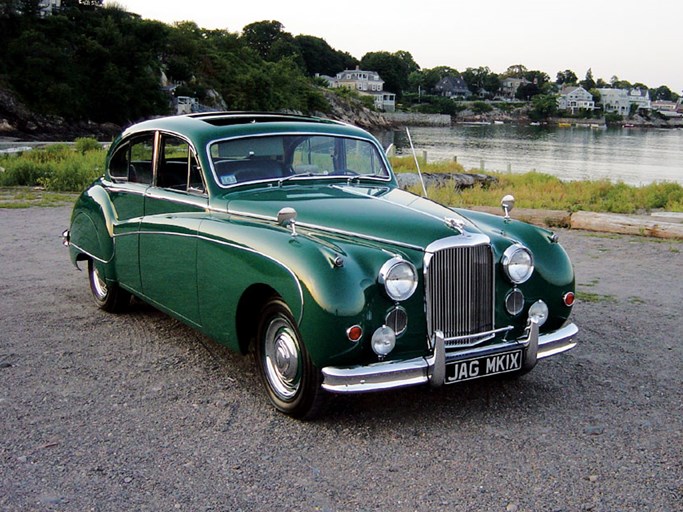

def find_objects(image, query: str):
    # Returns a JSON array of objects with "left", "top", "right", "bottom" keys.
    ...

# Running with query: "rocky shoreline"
[{"left": 2, "top": 83, "right": 681, "bottom": 142}]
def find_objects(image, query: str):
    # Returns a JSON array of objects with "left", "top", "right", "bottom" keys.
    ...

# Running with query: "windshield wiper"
[{"left": 277, "top": 172, "right": 316, "bottom": 187}]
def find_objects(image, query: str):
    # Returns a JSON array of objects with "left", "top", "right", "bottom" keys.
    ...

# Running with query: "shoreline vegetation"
[{"left": 1, "top": 142, "right": 681, "bottom": 216}]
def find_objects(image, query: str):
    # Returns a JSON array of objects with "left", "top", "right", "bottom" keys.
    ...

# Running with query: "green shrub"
[
  {"left": 0, "top": 144, "right": 105, "bottom": 192},
  {"left": 74, "top": 137, "right": 102, "bottom": 154}
]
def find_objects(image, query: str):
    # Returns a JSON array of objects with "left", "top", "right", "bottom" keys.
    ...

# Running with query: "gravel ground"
[{"left": 1, "top": 205, "right": 681, "bottom": 512}]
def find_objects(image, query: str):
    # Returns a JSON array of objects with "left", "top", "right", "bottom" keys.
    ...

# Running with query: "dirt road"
[{"left": 1, "top": 205, "right": 681, "bottom": 511}]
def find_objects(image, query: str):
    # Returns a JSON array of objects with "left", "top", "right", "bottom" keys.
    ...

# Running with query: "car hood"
[{"left": 222, "top": 183, "right": 483, "bottom": 250}]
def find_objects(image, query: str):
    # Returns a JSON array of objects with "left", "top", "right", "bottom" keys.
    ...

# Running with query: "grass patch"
[
  {"left": 0, "top": 187, "right": 77, "bottom": 208},
  {"left": 0, "top": 139, "right": 105, "bottom": 193},
  {"left": 576, "top": 291, "right": 617, "bottom": 303},
  {"left": 389, "top": 156, "right": 683, "bottom": 214}
]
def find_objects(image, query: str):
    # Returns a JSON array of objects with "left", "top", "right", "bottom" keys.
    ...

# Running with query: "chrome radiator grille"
[{"left": 425, "top": 242, "right": 494, "bottom": 347}]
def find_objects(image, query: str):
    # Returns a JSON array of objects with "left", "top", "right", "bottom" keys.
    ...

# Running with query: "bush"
[
  {"left": 0, "top": 144, "right": 105, "bottom": 192},
  {"left": 74, "top": 137, "right": 102, "bottom": 154}
]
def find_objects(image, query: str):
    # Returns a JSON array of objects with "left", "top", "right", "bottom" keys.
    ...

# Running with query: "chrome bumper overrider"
[{"left": 321, "top": 322, "right": 578, "bottom": 393}]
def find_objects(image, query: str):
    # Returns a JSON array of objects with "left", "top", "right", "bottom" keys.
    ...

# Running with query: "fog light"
[
  {"left": 371, "top": 325, "right": 396, "bottom": 357},
  {"left": 528, "top": 300, "right": 549, "bottom": 327},
  {"left": 385, "top": 306, "right": 408, "bottom": 336},
  {"left": 505, "top": 288, "right": 524, "bottom": 316}
]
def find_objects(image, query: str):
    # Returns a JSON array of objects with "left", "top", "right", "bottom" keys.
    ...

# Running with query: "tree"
[
  {"left": 241, "top": 20, "right": 288, "bottom": 61},
  {"left": 580, "top": 68, "right": 596, "bottom": 90},
  {"left": 293, "top": 35, "right": 357, "bottom": 76},
  {"left": 516, "top": 82, "right": 541, "bottom": 100},
  {"left": 610, "top": 75, "right": 632, "bottom": 90},
  {"left": 556, "top": 69, "right": 578, "bottom": 85},
  {"left": 505, "top": 64, "right": 528, "bottom": 78},
  {"left": 359, "top": 50, "right": 419, "bottom": 99},
  {"left": 651, "top": 85, "right": 674, "bottom": 101},
  {"left": 529, "top": 94, "right": 559, "bottom": 120},
  {"left": 462, "top": 66, "right": 500, "bottom": 97}
]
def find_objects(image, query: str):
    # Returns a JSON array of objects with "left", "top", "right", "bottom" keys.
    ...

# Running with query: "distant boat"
[
  {"left": 462, "top": 121, "right": 492, "bottom": 126},
  {"left": 623, "top": 123, "right": 636, "bottom": 128},
  {"left": 529, "top": 122, "right": 541, "bottom": 126},
  {"left": 493, "top": 120, "right": 504, "bottom": 125},
  {"left": 590, "top": 124, "right": 606, "bottom": 129},
  {"left": 558, "top": 122, "right": 572, "bottom": 128}
]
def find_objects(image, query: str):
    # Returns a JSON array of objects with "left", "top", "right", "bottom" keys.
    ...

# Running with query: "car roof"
[{"left": 121, "top": 112, "right": 375, "bottom": 148}]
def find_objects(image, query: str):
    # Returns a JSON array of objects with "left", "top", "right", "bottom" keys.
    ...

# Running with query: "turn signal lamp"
[{"left": 347, "top": 325, "right": 363, "bottom": 342}]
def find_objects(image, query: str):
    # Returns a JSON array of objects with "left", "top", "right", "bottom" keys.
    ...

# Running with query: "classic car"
[{"left": 63, "top": 112, "right": 578, "bottom": 419}]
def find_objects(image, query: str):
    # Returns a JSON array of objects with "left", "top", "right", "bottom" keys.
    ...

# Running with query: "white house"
[
  {"left": 500, "top": 77, "right": 529, "bottom": 100},
  {"left": 38, "top": 0, "right": 61, "bottom": 16},
  {"left": 597, "top": 88, "right": 630, "bottom": 115},
  {"left": 627, "top": 88, "right": 651, "bottom": 110},
  {"left": 557, "top": 86, "right": 595, "bottom": 113},
  {"left": 598, "top": 88, "right": 651, "bottom": 115},
  {"left": 333, "top": 68, "right": 396, "bottom": 112}
]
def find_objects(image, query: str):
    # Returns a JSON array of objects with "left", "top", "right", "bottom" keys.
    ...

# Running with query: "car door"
[
  {"left": 139, "top": 132, "right": 208, "bottom": 326},
  {"left": 108, "top": 133, "right": 155, "bottom": 293}
]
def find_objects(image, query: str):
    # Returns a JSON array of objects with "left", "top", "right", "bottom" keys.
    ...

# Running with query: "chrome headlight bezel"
[
  {"left": 378, "top": 257, "right": 418, "bottom": 302},
  {"left": 502, "top": 244, "right": 534, "bottom": 284}
]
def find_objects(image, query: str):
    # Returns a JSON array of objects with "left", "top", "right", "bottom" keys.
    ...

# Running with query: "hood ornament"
[{"left": 444, "top": 217, "right": 465, "bottom": 232}]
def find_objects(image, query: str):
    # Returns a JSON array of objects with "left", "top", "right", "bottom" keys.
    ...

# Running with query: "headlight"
[
  {"left": 378, "top": 257, "right": 418, "bottom": 301},
  {"left": 502, "top": 244, "right": 534, "bottom": 284}
]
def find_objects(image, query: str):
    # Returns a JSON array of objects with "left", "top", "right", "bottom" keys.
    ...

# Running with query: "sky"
[{"left": 116, "top": 0, "right": 683, "bottom": 94}]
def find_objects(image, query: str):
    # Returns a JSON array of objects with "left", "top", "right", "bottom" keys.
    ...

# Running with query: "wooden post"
[
  {"left": 422, "top": 150, "right": 428, "bottom": 163},
  {"left": 480, "top": 159, "right": 485, "bottom": 171}
]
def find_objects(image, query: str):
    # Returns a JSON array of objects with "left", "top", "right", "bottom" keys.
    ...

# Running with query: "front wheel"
[
  {"left": 87, "top": 259, "right": 130, "bottom": 313},
  {"left": 254, "top": 298, "right": 326, "bottom": 419}
]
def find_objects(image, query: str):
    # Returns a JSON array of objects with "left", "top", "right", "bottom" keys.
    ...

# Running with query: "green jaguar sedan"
[{"left": 63, "top": 112, "right": 578, "bottom": 419}]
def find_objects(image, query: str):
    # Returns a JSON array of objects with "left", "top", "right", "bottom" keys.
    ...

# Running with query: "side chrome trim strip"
[
  {"left": 67, "top": 242, "right": 113, "bottom": 264},
  {"left": 108, "top": 229, "right": 305, "bottom": 324},
  {"left": 225, "top": 206, "right": 424, "bottom": 251}
]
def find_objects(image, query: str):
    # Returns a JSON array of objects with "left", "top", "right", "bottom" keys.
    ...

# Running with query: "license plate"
[{"left": 445, "top": 350, "right": 522, "bottom": 384}]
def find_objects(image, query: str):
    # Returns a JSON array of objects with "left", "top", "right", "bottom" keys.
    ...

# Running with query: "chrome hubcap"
[
  {"left": 263, "top": 316, "right": 301, "bottom": 401},
  {"left": 91, "top": 266, "right": 108, "bottom": 300}
]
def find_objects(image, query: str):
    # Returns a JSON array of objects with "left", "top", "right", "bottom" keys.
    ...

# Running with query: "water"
[
  {"left": 379, "top": 125, "right": 683, "bottom": 186},
  {"left": 3, "top": 127, "right": 682, "bottom": 186}
]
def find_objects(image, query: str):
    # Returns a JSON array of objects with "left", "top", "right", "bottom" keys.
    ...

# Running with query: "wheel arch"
[{"left": 235, "top": 283, "right": 280, "bottom": 355}]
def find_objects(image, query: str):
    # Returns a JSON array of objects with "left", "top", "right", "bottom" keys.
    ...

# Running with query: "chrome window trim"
[
  {"left": 143, "top": 190, "right": 209, "bottom": 208},
  {"left": 205, "top": 132, "right": 393, "bottom": 190}
]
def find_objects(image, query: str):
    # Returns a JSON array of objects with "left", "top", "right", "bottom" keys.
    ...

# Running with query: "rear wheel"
[
  {"left": 254, "top": 298, "right": 325, "bottom": 419},
  {"left": 87, "top": 259, "right": 130, "bottom": 313}
]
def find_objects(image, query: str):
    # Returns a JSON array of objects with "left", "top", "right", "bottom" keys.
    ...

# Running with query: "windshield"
[{"left": 209, "top": 134, "right": 390, "bottom": 187}]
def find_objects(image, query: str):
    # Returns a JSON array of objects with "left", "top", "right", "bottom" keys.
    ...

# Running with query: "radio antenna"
[{"left": 406, "top": 127, "right": 428, "bottom": 197}]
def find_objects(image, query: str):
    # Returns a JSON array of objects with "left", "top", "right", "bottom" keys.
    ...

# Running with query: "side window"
[
  {"left": 109, "top": 142, "right": 130, "bottom": 181},
  {"left": 157, "top": 135, "right": 205, "bottom": 193},
  {"left": 109, "top": 135, "right": 154, "bottom": 184}
]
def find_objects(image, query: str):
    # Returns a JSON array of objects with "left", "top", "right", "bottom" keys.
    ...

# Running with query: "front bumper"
[{"left": 321, "top": 321, "right": 578, "bottom": 393}]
